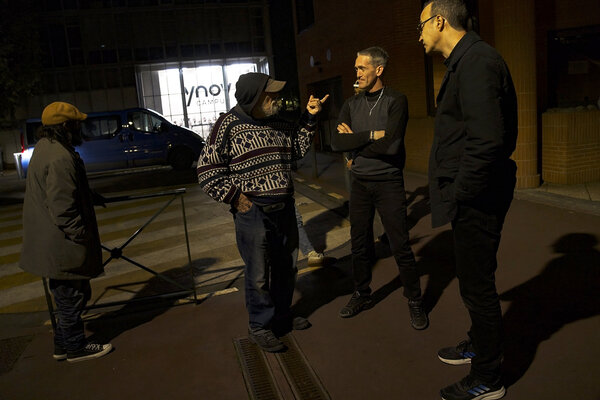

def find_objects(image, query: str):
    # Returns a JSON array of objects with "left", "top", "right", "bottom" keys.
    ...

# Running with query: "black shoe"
[
  {"left": 438, "top": 339, "right": 476, "bottom": 365},
  {"left": 67, "top": 343, "right": 112, "bottom": 363},
  {"left": 292, "top": 316, "right": 311, "bottom": 330},
  {"left": 53, "top": 345, "right": 67, "bottom": 361},
  {"left": 408, "top": 297, "right": 429, "bottom": 330},
  {"left": 248, "top": 328, "right": 286, "bottom": 353},
  {"left": 339, "top": 291, "right": 373, "bottom": 318},
  {"left": 273, "top": 316, "right": 312, "bottom": 336},
  {"left": 440, "top": 374, "right": 505, "bottom": 400}
]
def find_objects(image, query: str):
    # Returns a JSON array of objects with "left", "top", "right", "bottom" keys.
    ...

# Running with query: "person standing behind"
[
  {"left": 20, "top": 102, "right": 112, "bottom": 363},
  {"left": 197, "top": 72, "right": 328, "bottom": 352},
  {"left": 331, "top": 47, "right": 428, "bottom": 330},
  {"left": 419, "top": 1, "right": 518, "bottom": 399},
  {"left": 295, "top": 206, "right": 326, "bottom": 266}
]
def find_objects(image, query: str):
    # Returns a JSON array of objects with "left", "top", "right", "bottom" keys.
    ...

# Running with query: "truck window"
[
  {"left": 82, "top": 116, "right": 120, "bottom": 140},
  {"left": 128, "top": 111, "right": 163, "bottom": 133}
]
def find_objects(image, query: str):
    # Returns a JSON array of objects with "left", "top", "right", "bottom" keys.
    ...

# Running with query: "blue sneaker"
[
  {"left": 438, "top": 340, "right": 475, "bottom": 365},
  {"left": 441, "top": 374, "right": 505, "bottom": 400}
]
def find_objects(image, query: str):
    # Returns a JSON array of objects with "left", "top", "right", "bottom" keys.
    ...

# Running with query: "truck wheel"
[{"left": 170, "top": 148, "right": 194, "bottom": 170}]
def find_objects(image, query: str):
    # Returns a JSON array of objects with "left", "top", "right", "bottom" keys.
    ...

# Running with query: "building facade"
[
  {"left": 1, "top": 0, "right": 294, "bottom": 166},
  {"left": 292, "top": 0, "right": 600, "bottom": 187}
]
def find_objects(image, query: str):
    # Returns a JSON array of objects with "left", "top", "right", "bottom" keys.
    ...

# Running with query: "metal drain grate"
[
  {"left": 0, "top": 335, "right": 33, "bottom": 375},
  {"left": 276, "top": 335, "right": 331, "bottom": 400},
  {"left": 234, "top": 337, "right": 283, "bottom": 400}
]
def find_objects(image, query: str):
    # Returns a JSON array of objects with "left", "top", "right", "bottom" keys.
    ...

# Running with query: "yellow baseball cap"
[{"left": 41, "top": 102, "right": 87, "bottom": 126}]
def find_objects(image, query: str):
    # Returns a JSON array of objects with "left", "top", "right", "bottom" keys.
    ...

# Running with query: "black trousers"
[
  {"left": 349, "top": 177, "right": 420, "bottom": 299},
  {"left": 452, "top": 202, "right": 510, "bottom": 383},
  {"left": 49, "top": 279, "right": 91, "bottom": 352}
]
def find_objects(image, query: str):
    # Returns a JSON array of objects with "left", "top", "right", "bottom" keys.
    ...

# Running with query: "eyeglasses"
[{"left": 417, "top": 14, "right": 438, "bottom": 34}]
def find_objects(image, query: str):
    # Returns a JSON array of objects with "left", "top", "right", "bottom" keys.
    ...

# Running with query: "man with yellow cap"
[{"left": 20, "top": 102, "right": 112, "bottom": 363}]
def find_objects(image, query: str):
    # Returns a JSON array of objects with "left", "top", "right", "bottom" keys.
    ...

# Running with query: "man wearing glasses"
[
  {"left": 197, "top": 72, "right": 328, "bottom": 352},
  {"left": 419, "top": 1, "right": 518, "bottom": 399}
]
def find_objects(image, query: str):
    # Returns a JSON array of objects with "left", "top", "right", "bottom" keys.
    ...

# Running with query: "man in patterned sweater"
[{"left": 197, "top": 72, "right": 328, "bottom": 352}]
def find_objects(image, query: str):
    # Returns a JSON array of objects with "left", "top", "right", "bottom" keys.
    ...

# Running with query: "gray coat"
[{"left": 20, "top": 138, "right": 103, "bottom": 279}]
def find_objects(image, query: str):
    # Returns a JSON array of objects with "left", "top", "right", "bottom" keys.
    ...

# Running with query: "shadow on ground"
[
  {"left": 406, "top": 185, "right": 431, "bottom": 231},
  {"left": 292, "top": 254, "right": 355, "bottom": 319},
  {"left": 416, "top": 230, "right": 600, "bottom": 388},
  {"left": 294, "top": 184, "right": 435, "bottom": 317},
  {"left": 501, "top": 232, "right": 600, "bottom": 387},
  {"left": 304, "top": 203, "right": 349, "bottom": 253},
  {"left": 419, "top": 230, "right": 456, "bottom": 313},
  {"left": 85, "top": 257, "right": 231, "bottom": 344}
]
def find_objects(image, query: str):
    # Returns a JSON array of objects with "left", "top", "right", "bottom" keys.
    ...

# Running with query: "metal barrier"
[{"left": 43, "top": 188, "right": 197, "bottom": 330}]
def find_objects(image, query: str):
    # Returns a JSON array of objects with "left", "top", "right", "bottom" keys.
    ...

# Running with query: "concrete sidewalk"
[
  {"left": 293, "top": 149, "right": 600, "bottom": 216},
  {"left": 1, "top": 153, "right": 599, "bottom": 399}
]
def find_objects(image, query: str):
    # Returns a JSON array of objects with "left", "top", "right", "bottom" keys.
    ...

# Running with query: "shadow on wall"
[{"left": 500, "top": 233, "right": 600, "bottom": 387}]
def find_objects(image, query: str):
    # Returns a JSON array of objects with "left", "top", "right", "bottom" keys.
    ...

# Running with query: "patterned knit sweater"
[{"left": 197, "top": 108, "right": 317, "bottom": 204}]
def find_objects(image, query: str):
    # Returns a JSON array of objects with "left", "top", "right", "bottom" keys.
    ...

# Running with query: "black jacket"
[{"left": 429, "top": 31, "right": 518, "bottom": 228}]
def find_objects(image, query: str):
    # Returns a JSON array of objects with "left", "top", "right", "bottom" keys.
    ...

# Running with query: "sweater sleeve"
[
  {"left": 196, "top": 115, "right": 240, "bottom": 204},
  {"left": 358, "top": 93, "right": 408, "bottom": 158},
  {"left": 330, "top": 99, "right": 372, "bottom": 152},
  {"left": 291, "top": 111, "right": 318, "bottom": 160}
]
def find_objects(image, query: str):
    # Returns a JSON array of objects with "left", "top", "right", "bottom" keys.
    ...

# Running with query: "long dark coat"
[
  {"left": 20, "top": 137, "right": 103, "bottom": 279},
  {"left": 428, "top": 31, "right": 518, "bottom": 228}
]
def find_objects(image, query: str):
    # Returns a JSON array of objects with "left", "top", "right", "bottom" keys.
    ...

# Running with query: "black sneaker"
[
  {"left": 441, "top": 374, "right": 505, "bottom": 400},
  {"left": 339, "top": 291, "right": 373, "bottom": 318},
  {"left": 438, "top": 340, "right": 476, "bottom": 365},
  {"left": 248, "top": 328, "right": 286, "bottom": 353},
  {"left": 67, "top": 343, "right": 112, "bottom": 363},
  {"left": 273, "top": 316, "right": 312, "bottom": 336},
  {"left": 53, "top": 345, "right": 67, "bottom": 361},
  {"left": 408, "top": 297, "right": 429, "bottom": 330},
  {"left": 292, "top": 316, "right": 311, "bottom": 330}
]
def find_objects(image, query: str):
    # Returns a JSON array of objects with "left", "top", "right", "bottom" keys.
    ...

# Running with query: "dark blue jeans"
[
  {"left": 49, "top": 279, "right": 91, "bottom": 352},
  {"left": 452, "top": 203, "right": 509, "bottom": 383},
  {"left": 349, "top": 177, "right": 421, "bottom": 299},
  {"left": 233, "top": 199, "right": 299, "bottom": 331}
]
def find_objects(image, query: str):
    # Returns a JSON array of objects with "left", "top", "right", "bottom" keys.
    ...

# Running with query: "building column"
[{"left": 493, "top": 0, "right": 540, "bottom": 188}]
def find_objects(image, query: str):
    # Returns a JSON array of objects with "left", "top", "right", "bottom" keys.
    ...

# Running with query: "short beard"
[
  {"left": 261, "top": 101, "right": 281, "bottom": 117},
  {"left": 71, "top": 131, "right": 83, "bottom": 146}
]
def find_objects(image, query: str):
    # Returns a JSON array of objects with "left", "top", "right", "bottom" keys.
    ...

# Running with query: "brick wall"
[
  {"left": 293, "top": 0, "right": 432, "bottom": 174},
  {"left": 555, "top": 0, "right": 600, "bottom": 29},
  {"left": 542, "top": 110, "right": 600, "bottom": 184},
  {"left": 293, "top": 0, "right": 600, "bottom": 183}
]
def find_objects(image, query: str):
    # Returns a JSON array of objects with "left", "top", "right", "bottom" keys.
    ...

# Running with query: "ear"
[
  {"left": 376, "top": 65, "right": 384, "bottom": 77},
  {"left": 435, "top": 15, "right": 445, "bottom": 32}
]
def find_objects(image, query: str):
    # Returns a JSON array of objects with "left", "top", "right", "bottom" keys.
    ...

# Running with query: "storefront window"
[{"left": 136, "top": 59, "right": 266, "bottom": 138}]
